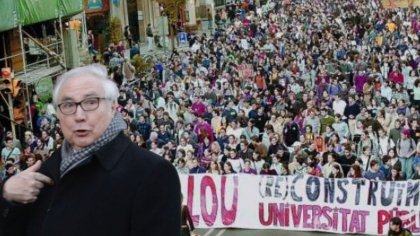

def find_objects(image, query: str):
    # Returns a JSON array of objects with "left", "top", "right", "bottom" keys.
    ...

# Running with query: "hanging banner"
[
  {"left": 87, "top": 0, "right": 103, "bottom": 10},
  {"left": 178, "top": 32, "right": 188, "bottom": 45},
  {"left": 381, "top": 0, "right": 420, "bottom": 8},
  {"left": 35, "top": 76, "right": 53, "bottom": 103},
  {"left": 84, "top": 0, "right": 109, "bottom": 13},
  {"left": 180, "top": 174, "right": 420, "bottom": 235}
]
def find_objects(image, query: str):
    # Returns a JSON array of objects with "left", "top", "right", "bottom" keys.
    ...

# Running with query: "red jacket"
[{"left": 389, "top": 71, "right": 404, "bottom": 85}]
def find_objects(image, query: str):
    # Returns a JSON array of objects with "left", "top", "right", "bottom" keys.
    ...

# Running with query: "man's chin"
[{"left": 72, "top": 140, "right": 93, "bottom": 151}]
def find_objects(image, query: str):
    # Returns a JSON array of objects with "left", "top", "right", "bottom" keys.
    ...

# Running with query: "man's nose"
[{"left": 74, "top": 104, "right": 87, "bottom": 120}]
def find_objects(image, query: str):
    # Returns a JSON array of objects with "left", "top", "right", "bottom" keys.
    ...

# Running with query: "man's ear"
[{"left": 111, "top": 101, "right": 118, "bottom": 115}]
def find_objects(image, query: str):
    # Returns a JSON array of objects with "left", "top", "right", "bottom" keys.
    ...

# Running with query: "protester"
[
  {"left": 411, "top": 162, "right": 420, "bottom": 179},
  {"left": 181, "top": 194, "right": 198, "bottom": 236},
  {"left": 124, "top": 25, "right": 133, "bottom": 48},
  {"left": 1, "top": 137, "right": 21, "bottom": 165},
  {"left": 146, "top": 24, "right": 154, "bottom": 51},
  {"left": 364, "top": 159, "right": 386, "bottom": 180},
  {"left": 388, "top": 216, "right": 413, "bottom": 236}
]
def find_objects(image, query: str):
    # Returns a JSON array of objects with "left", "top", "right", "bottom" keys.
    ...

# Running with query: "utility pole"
[
  {"left": 161, "top": 16, "right": 166, "bottom": 55},
  {"left": 7, "top": 93, "right": 16, "bottom": 139},
  {"left": 159, "top": 15, "right": 169, "bottom": 56}
]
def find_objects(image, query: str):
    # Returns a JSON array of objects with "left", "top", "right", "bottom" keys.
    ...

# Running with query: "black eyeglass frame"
[{"left": 57, "top": 97, "right": 109, "bottom": 115}]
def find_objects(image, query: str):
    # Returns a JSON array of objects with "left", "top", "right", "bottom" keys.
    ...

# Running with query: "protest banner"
[
  {"left": 180, "top": 174, "right": 420, "bottom": 235},
  {"left": 381, "top": 0, "right": 420, "bottom": 8}
]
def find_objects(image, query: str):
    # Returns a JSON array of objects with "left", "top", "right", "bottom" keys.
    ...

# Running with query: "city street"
[
  {"left": 1, "top": 0, "right": 419, "bottom": 235},
  {"left": 196, "top": 228, "right": 353, "bottom": 236}
]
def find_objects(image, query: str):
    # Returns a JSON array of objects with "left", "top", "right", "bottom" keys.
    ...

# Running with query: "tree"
[
  {"left": 155, "top": 0, "right": 186, "bottom": 50},
  {"left": 131, "top": 55, "right": 152, "bottom": 76},
  {"left": 108, "top": 17, "right": 123, "bottom": 44}
]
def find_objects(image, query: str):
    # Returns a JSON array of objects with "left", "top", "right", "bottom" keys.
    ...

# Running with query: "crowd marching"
[{"left": 1, "top": 0, "right": 420, "bottom": 183}]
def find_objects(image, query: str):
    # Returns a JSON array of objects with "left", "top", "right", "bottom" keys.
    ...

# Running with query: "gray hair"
[
  {"left": 53, "top": 64, "right": 119, "bottom": 105},
  {"left": 149, "top": 131, "right": 158, "bottom": 140}
]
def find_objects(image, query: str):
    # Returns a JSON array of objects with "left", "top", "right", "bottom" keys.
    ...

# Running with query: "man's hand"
[{"left": 2, "top": 160, "right": 53, "bottom": 204}]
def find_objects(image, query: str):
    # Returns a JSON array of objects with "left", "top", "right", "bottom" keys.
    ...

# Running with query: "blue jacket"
[
  {"left": 189, "top": 166, "right": 206, "bottom": 174},
  {"left": 158, "top": 131, "right": 172, "bottom": 144},
  {"left": 222, "top": 108, "right": 237, "bottom": 123},
  {"left": 137, "top": 122, "right": 151, "bottom": 140},
  {"left": 363, "top": 170, "right": 385, "bottom": 181}
]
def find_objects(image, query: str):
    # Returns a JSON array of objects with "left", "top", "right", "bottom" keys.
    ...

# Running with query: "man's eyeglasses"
[{"left": 57, "top": 97, "right": 108, "bottom": 115}]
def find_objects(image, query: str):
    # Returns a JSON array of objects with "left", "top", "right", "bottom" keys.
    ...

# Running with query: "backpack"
[
  {"left": 377, "top": 136, "right": 392, "bottom": 156},
  {"left": 397, "top": 138, "right": 415, "bottom": 157},
  {"left": 358, "top": 138, "right": 374, "bottom": 155}
]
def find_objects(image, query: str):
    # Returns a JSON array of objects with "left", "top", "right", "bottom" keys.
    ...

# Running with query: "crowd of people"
[{"left": 1, "top": 0, "right": 420, "bottom": 183}]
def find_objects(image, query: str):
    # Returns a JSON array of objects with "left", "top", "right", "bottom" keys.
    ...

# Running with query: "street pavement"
[
  {"left": 138, "top": 27, "right": 212, "bottom": 57},
  {"left": 196, "top": 228, "right": 362, "bottom": 236}
]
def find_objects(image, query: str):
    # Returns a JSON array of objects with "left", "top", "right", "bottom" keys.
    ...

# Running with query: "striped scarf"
[{"left": 60, "top": 112, "right": 126, "bottom": 177}]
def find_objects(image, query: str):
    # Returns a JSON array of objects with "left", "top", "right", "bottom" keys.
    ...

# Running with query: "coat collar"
[
  {"left": 40, "top": 150, "right": 62, "bottom": 183},
  {"left": 92, "top": 132, "right": 130, "bottom": 171},
  {"left": 40, "top": 132, "right": 130, "bottom": 182}
]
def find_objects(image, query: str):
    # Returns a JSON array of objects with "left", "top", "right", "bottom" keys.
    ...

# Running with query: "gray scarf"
[{"left": 60, "top": 112, "right": 126, "bottom": 177}]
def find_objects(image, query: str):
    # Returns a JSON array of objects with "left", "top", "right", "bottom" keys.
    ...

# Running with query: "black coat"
[{"left": 0, "top": 132, "right": 181, "bottom": 236}]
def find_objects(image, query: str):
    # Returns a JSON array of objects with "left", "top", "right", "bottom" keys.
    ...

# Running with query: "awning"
[{"left": 0, "top": 0, "right": 83, "bottom": 32}]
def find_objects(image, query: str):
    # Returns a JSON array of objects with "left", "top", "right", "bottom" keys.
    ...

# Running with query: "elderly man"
[{"left": 0, "top": 64, "right": 181, "bottom": 236}]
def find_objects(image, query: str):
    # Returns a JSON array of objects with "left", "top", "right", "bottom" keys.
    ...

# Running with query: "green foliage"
[
  {"left": 131, "top": 55, "right": 152, "bottom": 75},
  {"left": 108, "top": 16, "right": 123, "bottom": 44},
  {"left": 156, "top": 0, "right": 186, "bottom": 23}
]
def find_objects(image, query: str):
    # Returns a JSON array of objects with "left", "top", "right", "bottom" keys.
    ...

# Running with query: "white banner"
[
  {"left": 381, "top": 0, "right": 420, "bottom": 8},
  {"left": 180, "top": 174, "right": 420, "bottom": 235}
]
